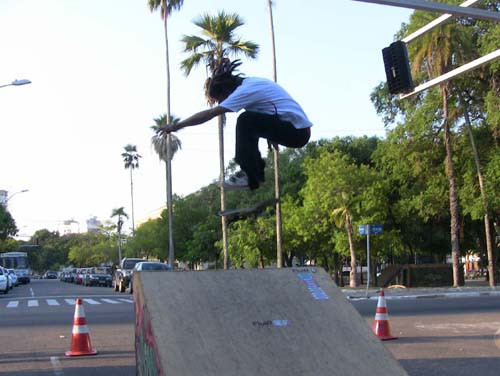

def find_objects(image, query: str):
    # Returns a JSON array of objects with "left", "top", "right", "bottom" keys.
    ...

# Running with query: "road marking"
[
  {"left": 117, "top": 298, "right": 134, "bottom": 304},
  {"left": 50, "top": 356, "right": 64, "bottom": 376},
  {"left": 30, "top": 287, "right": 34, "bottom": 297},
  {"left": 101, "top": 298, "right": 120, "bottom": 304},
  {"left": 83, "top": 298, "right": 101, "bottom": 305},
  {"left": 415, "top": 321, "right": 500, "bottom": 332},
  {"left": 2, "top": 297, "right": 134, "bottom": 308}
]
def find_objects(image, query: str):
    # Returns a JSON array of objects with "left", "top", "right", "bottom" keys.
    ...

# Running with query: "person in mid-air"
[{"left": 160, "top": 60, "right": 312, "bottom": 190}]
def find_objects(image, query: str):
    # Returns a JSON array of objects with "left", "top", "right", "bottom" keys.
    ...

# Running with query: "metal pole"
[
  {"left": 400, "top": 49, "right": 500, "bottom": 99},
  {"left": 402, "top": 0, "right": 482, "bottom": 43},
  {"left": 366, "top": 225, "right": 371, "bottom": 298},
  {"left": 352, "top": 0, "right": 500, "bottom": 22}
]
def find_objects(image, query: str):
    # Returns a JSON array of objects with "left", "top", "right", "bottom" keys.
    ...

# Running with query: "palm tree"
[
  {"left": 332, "top": 193, "right": 358, "bottom": 288},
  {"left": 121, "top": 144, "right": 141, "bottom": 234},
  {"left": 111, "top": 207, "right": 128, "bottom": 263},
  {"left": 266, "top": 0, "right": 284, "bottom": 268},
  {"left": 151, "top": 114, "right": 182, "bottom": 264},
  {"left": 461, "top": 98, "right": 495, "bottom": 287},
  {"left": 407, "top": 11, "right": 472, "bottom": 287},
  {"left": 147, "top": 0, "right": 184, "bottom": 267},
  {"left": 180, "top": 11, "right": 259, "bottom": 269}
]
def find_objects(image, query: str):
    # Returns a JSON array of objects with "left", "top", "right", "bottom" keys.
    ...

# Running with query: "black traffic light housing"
[{"left": 382, "top": 41, "right": 414, "bottom": 95}]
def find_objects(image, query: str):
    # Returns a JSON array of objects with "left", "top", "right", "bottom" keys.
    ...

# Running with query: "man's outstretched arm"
[{"left": 161, "top": 106, "right": 231, "bottom": 133}]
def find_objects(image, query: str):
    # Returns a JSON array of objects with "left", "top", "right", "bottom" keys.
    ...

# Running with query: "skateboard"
[{"left": 217, "top": 198, "right": 279, "bottom": 223}]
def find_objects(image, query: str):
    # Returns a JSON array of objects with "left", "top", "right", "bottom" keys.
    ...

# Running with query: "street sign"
[{"left": 358, "top": 224, "right": 384, "bottom": 235}]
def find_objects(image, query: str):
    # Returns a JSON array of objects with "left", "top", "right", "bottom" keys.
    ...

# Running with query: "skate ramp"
[{"left": 134, "top": 267, "right": 408, "bottom": 376}]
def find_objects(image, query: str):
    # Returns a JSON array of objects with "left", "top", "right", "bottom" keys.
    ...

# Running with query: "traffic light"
[{"left": 382, "top": 41, "right": 414, "bottom": 95}]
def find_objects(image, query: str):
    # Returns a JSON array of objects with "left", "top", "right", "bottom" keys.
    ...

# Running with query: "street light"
[
  {"left": 4, "top": 189, "right": 29, "bottom": 205},
  {"left": 0, "top": 79, "right": 32, "bottom": 89}
]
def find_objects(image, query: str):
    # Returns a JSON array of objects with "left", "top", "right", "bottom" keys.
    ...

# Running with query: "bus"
[{"left": 0, "top": 251, "right": 31, "bottom": 284}]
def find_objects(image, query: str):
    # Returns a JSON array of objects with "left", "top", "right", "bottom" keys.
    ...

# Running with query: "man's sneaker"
[{"left": 223, "top": 171, "right": 249, "bottom": 190}]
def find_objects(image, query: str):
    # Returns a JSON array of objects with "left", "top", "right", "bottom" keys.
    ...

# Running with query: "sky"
[{"left": 0, "top": 0, "right": 413, "bottom": 239}]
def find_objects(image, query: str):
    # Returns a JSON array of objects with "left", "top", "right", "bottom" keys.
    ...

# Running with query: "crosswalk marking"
[
  {"left": 2, "top": 297, "right": 133, "bottom": 309},
  {"left": 83, "top": 298, "right": 101, "bottom": 305},
  {"left": 118, "top": 298, "right": 134, "bottom": 304},
  {"left": 101, "top": 298, "right": 120, "bottom": 304}
]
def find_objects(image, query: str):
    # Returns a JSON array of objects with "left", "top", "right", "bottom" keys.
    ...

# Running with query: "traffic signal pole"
[{"left": 352, "top": 0, "right": 500, "bottom": 22}]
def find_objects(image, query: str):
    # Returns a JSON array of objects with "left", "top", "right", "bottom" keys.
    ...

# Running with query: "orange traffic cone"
[
  {"left": 372, "top": 289, "right": 397, "bottom": 341},
  {"left": 65, "top": 298, "right": 98, "bottom": 356}
]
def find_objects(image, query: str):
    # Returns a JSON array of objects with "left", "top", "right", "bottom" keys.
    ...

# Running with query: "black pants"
[{"left": 235, "top": 111, "right": 311, "bottom": 190}]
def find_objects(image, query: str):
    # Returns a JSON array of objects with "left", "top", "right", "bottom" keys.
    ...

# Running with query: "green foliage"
[{"left": 0, "top": 205, "right": 17, "bottom": 240}]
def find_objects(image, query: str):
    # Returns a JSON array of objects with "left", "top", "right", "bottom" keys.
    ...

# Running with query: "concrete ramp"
[{"left": 134, "top": 267, "right": 408, "bottom": 376}]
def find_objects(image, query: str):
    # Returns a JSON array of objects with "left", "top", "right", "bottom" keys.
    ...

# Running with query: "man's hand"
[{"left": 157, "top": 123, "right": 180, "bottom": 136}]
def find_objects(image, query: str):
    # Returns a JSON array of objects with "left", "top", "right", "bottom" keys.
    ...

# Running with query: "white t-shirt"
[{"left": 219, "top": 77, "right": 313, "bottom": 129}]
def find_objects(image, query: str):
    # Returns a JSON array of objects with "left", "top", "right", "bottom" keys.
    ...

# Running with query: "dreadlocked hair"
[{"left": 204, "top": 59, "right": 244, "bottom": 105}]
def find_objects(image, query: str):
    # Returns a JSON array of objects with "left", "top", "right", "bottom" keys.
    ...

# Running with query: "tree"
[
  {"left": 148, "top": 0, "right": 184, "bottom": 267},
  {"left": 0, "top": 205, "right": 17, "bottom": 241},
  {"left": 111, "top": 207, "right": 128, "bottom": 263},
  {"left": 180, "top": 11, "right": 259, "bottom": 269},
  {"left": 151, "top": 113, "right": 182, "bottom": 263},
  {"left": 121, "top": 144, "right": 141, "bottom": 234},
  {"left": 402, "top": 7, "right": 473, "bottom": 286}
]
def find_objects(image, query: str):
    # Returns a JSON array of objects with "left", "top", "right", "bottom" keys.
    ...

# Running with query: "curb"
[{"left": 344, "top": 290, "right": 500, "bottom": 301}]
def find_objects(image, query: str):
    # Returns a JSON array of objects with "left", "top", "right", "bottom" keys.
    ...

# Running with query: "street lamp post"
[
  {"left": 0, "top": 79, "right": 32, "bottom": 89},
  {"left": 1, "top": 189, "right": 29, "bottom": 208}
]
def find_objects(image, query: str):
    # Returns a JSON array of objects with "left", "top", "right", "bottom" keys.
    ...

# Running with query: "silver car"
[{"left": 0, "top": 267, "right": 9, "bottom": 294}]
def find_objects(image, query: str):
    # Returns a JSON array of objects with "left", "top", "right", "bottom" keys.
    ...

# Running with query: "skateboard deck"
[{"left": 218, "top": 198, "right": 279, "bottom": 222}]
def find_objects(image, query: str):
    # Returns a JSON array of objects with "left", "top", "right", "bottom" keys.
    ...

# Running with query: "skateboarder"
[{"left": 159, "top": 60, "right": 312, "bottom": 190}]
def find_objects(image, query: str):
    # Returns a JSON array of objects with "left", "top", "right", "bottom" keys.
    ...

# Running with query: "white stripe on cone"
[
  {"left": 72, "top": 325, "right": 90, "bottom": 335},
  {"left": 374, "top": 313, "right": 389, "bottom": 321}
]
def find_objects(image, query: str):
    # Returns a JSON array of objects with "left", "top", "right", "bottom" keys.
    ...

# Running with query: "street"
[
  {"left": 1, "top": 279, "right": 500, "bottom": 375},
  {"left": 0, "top": 279, "right": 135, "bottom": 376},
  {"left": 352, "top": 297, "right": 500, "bottom": 376}
]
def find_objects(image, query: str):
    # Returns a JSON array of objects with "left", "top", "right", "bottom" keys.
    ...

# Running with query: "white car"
[
  {"left": 0, "top": 267, "right": 9, "bottom": 294},
  {"left": 129, "top": 261, "right": 171, "bottom": 294},
  {"left": 7, "top": 269, "right": 19, "bottom": 287}
]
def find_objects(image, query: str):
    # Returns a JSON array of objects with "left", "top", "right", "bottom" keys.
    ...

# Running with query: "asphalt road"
[
  {"left": 0, "top": 279, "right": 135, "bottom": 376},
  {"left": 351, "top": 297, "right": 500, "bottom": 376},
  {"left": 1, "top": 279, "right": 500, "bottom": 376}
]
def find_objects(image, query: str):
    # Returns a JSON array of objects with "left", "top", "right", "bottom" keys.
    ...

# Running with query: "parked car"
[
  {"left": 0, "top": 267, "right": 9, "bottom": 294},
  {"left": 44, "top": 271, "right": 58, "bottom": 279},
  {"left": 129, "top": 261, "right": 171, "bottom": 294},
  {"left": 113, "top": 258, "right": 144, "bottom": 293},
  {"left": 7, "top": 269, "right": 19, "bottom": 287},
  {"left": 84, "top": 267, "right": 112, "bottom": 287}
]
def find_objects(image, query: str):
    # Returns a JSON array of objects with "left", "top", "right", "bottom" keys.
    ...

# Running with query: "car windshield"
[
  {"left": 142, "top": 263, "right": 169, "bottom": 271},
  {"left": 123, "top": 260, "right": 141, "bottom": 269}
]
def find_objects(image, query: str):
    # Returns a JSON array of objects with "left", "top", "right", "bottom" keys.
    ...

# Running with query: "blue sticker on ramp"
[
  {"left": 272, "top": 320, "right": 291, "bottom": 327},
  {"left": 297, "top": 273, "right": 329, "bottom": 300}
]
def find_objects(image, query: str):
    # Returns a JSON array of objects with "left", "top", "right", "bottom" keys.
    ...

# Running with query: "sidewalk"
[{"left": 341, "top": 279, "right": 500, "bottom": 300}]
